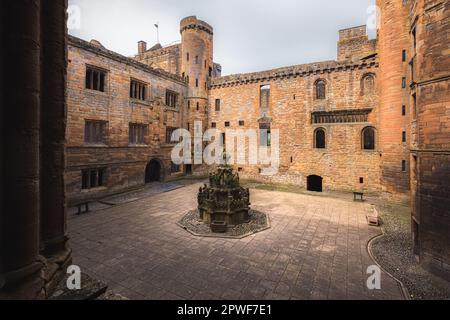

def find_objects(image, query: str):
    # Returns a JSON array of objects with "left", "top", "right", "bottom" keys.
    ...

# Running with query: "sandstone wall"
[
  {"left": 210, "top": 58, "right": 381, "bottom": 192},
  {"left": 67, "top": 37, "right": 188, "bottom": 203}
]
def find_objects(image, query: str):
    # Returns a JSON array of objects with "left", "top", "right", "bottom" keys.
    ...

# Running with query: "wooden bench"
[
  {"left": 353, "top": 192, "right": 364, "bottom": 202},
  {"left": 73, "top": 201, "right": 90, "bottom": 215}
]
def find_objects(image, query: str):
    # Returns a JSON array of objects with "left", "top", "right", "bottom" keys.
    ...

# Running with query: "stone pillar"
[
  {"left": 39, "top": 0, "right": 71, "bottom": 292},
  {"left": 0, "top": 0, "right": 45, "bottom": 299}
]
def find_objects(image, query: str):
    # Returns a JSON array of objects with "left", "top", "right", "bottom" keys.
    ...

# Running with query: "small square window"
[
  {"left": 211, "top": 122, "right": 217, "bottom": 128},
  {"left": 225, "top": 121, "right": 230, "bottom": 127},
  {"left": 239, "top": 120, "right": 245, "bottom": 126}
]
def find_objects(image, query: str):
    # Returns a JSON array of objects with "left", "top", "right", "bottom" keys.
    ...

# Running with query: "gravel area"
[
  {"left": 371, "top": 202, "right": 450, "bottom": 300},
  {"left": 178, "top": 209, "right": 270, "bottom": 238}
]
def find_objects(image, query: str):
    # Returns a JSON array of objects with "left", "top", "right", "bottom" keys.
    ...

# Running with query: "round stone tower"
[{"left": 180, "top": 16, "right": 213, "bottom": 135}]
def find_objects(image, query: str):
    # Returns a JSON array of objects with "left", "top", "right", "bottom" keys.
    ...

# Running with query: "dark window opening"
[
  {"left": 166, "top": 127, "right": 178, "bottom": 144},
  {"left": 412, "top": 27, "right": 417, "bottom": 54},
  {"left": 209, "top": 67, "right": 212, "bottom": 77},
  {"left": 196, "top": 102, "right": 199, "bottom": 111},
  {"left": 402, "top": 105, "right": 406, "bottom": 116},
  {"left": 402, "top": 77, "right": 407, "bottom": 88},
  {"left": 85, "top": 120, "right": 107, "bottom": 144},
  {"left": 360, "top": 177, "right": 364, "bottom": 184},
  {"left": 363, "top": 127, "right": 376, "bottom": 150},
  {"left": 225, "top": 121, "right": 230, "bottom": 127},
  {"left": 239, "top": 120, "right": 245, "bottom": 126},
  {"left": 165, "top": 90, "right": 179, "bottom": 108},
  {"left": 402, "top": 160, "right": 407, "bottom": 173},
  {"left": 130, "top": 80, "right": 147, "bottom": 101},
  {"left": 195, "top": 78, "right": 199, "bottom": 87},
  {"left": 129, "top": 123, "right": 148, "bottom": 145},
  {"left": 211, "top": 122, "right": 216, "bottom": 128},
  {"left": 314, "top": 128, "right": 326, "bottom": 149},
  {"left": 412, "top": 93, "right": 417, "bottom": 118},
  {"left": 81, "top": 168, "right": 106, "bottom": 190},
  {"left": 215, "top": 99, "right": 221, "bottom": 112},
  {"left": 86, "top": 67, "right": 106, "bottom": 92},
  {"left": 315, "top": 80, "right": 326, "bottom": 100},
  {"left": 221, "top": 133, "right": 226, "bottom": 146},
  {"left": 402, "top": 49, "right": 407, "bottom": 62},
  {"left": 402, "top": 131, "right": 407, "bottom": 143},
  {"left": 187, "top": 53, "right": 190, "bottom": 61}
]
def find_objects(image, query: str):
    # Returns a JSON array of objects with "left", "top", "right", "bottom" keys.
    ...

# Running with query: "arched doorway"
[
  {"left": 307, "top": 175, "right": 323, "bottom": 192},
  {"left": 145, "top": 159, "right": 163, "bottom": 183}
]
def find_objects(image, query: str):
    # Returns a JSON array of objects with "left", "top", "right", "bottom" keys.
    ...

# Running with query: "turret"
[{"left": 180, "top": 16, "right": 213, "bottom": 134}]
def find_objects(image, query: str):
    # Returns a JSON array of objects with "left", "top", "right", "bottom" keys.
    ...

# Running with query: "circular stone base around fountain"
[{"left": 178, "top": 209, "right": 270, "bottom": 239}]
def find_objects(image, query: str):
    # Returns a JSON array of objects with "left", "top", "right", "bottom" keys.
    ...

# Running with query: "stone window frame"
[
  {"left": 129, "top": 78, "right": 149, "bottom": 102},
  {"left": 165, "top": 126, "right": 179, "bottom": 144},
  {"left": 362, "top": 126, "right": 377, "bottom": 151},
  {"left": 81, "top": 168, "right": 107, "bottom": 191},
  {"left": 313, "top": 127, "right": 327, "bottom": 149},
  {"left": 85, "top": 65, "right": 108, "bottom": 93},
  {"left": 215, "top": 99, "right": 221, "bottom": 112},
  {"left": 165, "top": 90, "right": 179, "bottom": 108},
  {"left": 129, "top": 123, "right": 149, "bottom": 146},
  {"left": 84, "top": 119, "right": 108, "bottom": 145},
  {"left": 314, "top": 79, "right": 327, "bottom": 100}
]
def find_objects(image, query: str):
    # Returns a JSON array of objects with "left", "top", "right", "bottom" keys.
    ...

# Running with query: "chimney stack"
[{"left": 138, "top": 40, "right": 147, "bottom": 55}]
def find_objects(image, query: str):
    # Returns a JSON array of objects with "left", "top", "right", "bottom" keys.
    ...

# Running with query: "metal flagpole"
[{"left": 155, "top": 22, "right": 159, "bottom": 43}]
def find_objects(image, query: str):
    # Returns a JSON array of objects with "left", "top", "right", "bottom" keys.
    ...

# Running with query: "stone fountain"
[{"left": 198, "top": 165, "right": 251, "bottom": 233}]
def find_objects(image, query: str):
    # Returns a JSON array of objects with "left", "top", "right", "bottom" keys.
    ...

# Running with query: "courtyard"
[{"left": 69, "top": 183, "right": 405, "bottom": 300}]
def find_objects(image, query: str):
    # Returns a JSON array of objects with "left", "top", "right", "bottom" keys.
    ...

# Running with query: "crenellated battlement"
[
  {"left": 210, "top": 57, "right": 378, "bottom": 88},
  {"left": 180, "top": 16, "right": 213, "bottom": 35}
]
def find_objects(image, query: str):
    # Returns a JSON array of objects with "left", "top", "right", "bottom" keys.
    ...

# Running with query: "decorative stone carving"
[{"left": 198, "top": 165, "right": 251, "bottom": 232}]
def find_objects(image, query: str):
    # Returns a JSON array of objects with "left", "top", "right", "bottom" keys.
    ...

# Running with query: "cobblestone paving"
[{"left": 68, "top": 184, "right": 405, "bottom": 300}]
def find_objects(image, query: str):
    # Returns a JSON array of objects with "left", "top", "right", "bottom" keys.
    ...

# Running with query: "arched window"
[
  {"left": 362, "top": 74, "right": 375, "bottom": 95},
  {"left": 315, "top": 80, "right": 326, "bottom": 100},
  {"left": 362, "top": 127, "right": 376, "bottom": 150},
  {"left": 314, "top": 128, "right": 326, "bottom": 149}
]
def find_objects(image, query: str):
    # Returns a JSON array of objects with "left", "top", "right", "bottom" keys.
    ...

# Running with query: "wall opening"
[
  {"left": 307, "top": 175, "right": 323, "bottom": 192},
  {"left": 145, "top": 159, "right": 163, "bottom": 183}
]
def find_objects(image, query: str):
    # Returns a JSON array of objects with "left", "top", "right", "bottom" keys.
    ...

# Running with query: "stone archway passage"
[
  {"left": 307, "top": 175, "right": 323, "bottom": 192},
  {"left": 145, "top": 159, "right": 162, "bottom": 183}
]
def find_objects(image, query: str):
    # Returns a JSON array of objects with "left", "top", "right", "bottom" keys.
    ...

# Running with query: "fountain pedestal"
[{"left": 198, "top": 166, "right": 251, "bottom": 232}]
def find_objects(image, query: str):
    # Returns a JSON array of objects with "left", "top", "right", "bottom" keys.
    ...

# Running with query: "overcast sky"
[{"left": 68, "top": 0, "right": 376, "bottom": 75}]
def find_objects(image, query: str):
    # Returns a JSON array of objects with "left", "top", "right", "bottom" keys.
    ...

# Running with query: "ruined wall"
[
  {"left": 377, "top": 0, "right": 412, "bottom": 199},
  {"left": 210, "top": 57, "right": 381, "bottom": 192},
  {"left": 337, "top": 25, "right": 377, "bottom": 62},
  {"left": 135, "top": 43, "right": 181, "bottom": 75},
  {"left": 67, "top": 37, "right": 188, "bottom": 203},
  {"left": 408, "top": 0, "right": 450, "bottom": 278}
]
